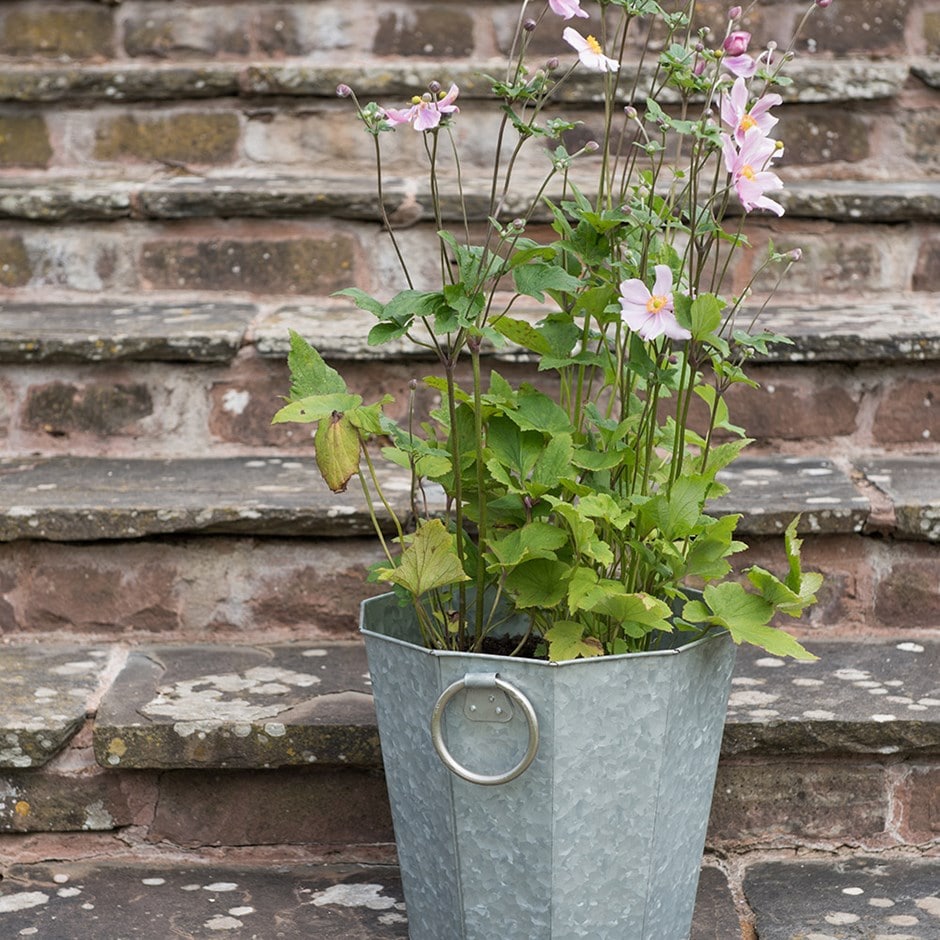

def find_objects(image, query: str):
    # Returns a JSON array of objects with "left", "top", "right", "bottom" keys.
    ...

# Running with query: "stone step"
[
  {"left": 0, "top": 858, "right": 746, "bottom": 939},
  {"left": 0, "top": 296, "right": 938, "bottom": 456},
  {"left": 2, "top": 855, "right": 937, "bottom": 939},
  {"left": 1, "top": 174, "right": 938, "bottom": 225},
  {"left": 0, "top": 56, "right": 931, "bottom": 178},
  {"left": 0, "top": 453, "right": 936, "bottom": 639},
  {"left": 2, "top": 638, "right": 939, "bottom": 915},
  {"left": 0, "top": 210, "right": 935, "bottom": 300},
  {"left": 0, "top": 453, "right": 882, "bottom": 543}
]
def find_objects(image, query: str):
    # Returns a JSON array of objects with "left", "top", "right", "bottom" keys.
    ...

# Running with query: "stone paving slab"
[
  {"left": 93, "top": 643, "right": 380, "bottom": 770},
  {"left": 1, "top": 173, "right": 937, "bottom": 226},
  {"left": 0, "top": 302, "right": 257, "bottom": 363},
  {"left": 0, "top": 456, "right": 418, "bottom": 541},
  {"left": 0, "top": 454, "right": 872, "bottom": 542},
  {"left": 725, "top": 640, "right": 940, "bottom": 756},
  {"left": 0, "top": 859, "right": 737, "bottom": 939},
  {"left": 860, "top": 458, "right": 940, "bottom": 542},
  {"left": 712, "top": 457, "right": 870, "bottom": 537},
  {"left": 0, "top": 59, "right": 908, "bottom": 105},
  {"left": 745, "top": 857, "right": 940, "bottom": 940},
  {"left": 0, "top": 646, "right": 109, "bottom": 769},
  {"left": 256, "top": 295, "right": 940, "bottom": 365},
  {"left": 0, "top": 861, "right": 408, "bottom": 939},
  {"left": 82, "top": 637, "right": 940, "bottom": 771}
]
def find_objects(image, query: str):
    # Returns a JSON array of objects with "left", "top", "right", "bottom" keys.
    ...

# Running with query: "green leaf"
[
  {"left": 272, "top": 393, "right": 363, "bottom": 425},
  {"left": 544, "top": 621, "right": 604, "bottom": 661},
  {"left": 702, "top": 582, "right": 817, "bottom": 660},
  {"left": 286, "top": 330, "right": 346, "bottom": 400},
  {"left": 512, "top": 261, "right": 583, "bottom": 302},
  {"left": 485, "top": 522, "right": 568, "bottom": 570},
  {"left": 684, "top": 513, "right": 745, "bottom": 581},
  {"left": 688, "top": 293, "right": 723, "bottom": 339},
  {"left": 314, "top": 411, "right": 361, "bottom": 493},
  {"left": 490, "top": 316, "right": 554, "bottom": 356},
  {"left": 334, "top": 287, "right": 385, "bottom": 317},
  {"left": 374, "top": 519, "right": 470, "bottom": 597},
  {"left": 504, "top": 559, "right": 569, "bottom": 609},
  {"left": 641, "top": 476, "right": 709, "bottom": 539},
  {"left": 506, "top": 388, "right": 574, "bottom": 435}
]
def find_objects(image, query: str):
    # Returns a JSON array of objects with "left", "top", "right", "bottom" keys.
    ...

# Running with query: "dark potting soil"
[{"left": 478, "top": 635, "right": 547, "bottom": 659}]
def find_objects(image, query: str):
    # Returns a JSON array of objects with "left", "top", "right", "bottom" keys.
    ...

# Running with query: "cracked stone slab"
[
  {"left": 745, "top": 857, "right": 940, "bottom": 940},
  {"left": 713, "top": 457, "right": 869, "bottom": 536},
  {"left": 860, "top": 457, "right": 940, "bottom": 542},
  {"left": 0, "top": 456, "right": 422, "bottom": 541},
  {"left": 723, "top": 640, "right": 940, "bottom": 757},
  {"left": 93, "top": 643, "right": 381, "bottom": 769},
  {"left": 0, "top": 859, "right": 737, "bottom": 939},
  {"left": 0, "top": 861, "right": 409, "bottom": 939},
  {"left": 0, "top": 303, "right": 257, "bottom": 363},
  {"left": 0, "top": 647, "right": 109, "bottom": 768}
]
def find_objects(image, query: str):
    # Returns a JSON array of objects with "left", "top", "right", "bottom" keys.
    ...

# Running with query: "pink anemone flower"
[
  {"left": 563, "top": 28, "right": 620, "bottom": 72},
  {"left": 549, "top": 0, "right": 589, "bottom": 19},
  {"left": 384, "top": 83, "right": 460, "bottom": 131},
  {"left": 721, "top": 132, "right": 785, "bottom": 216},
  {"left": 619, "top": 265, "right": 691, "bottom": 342},
  {"left": 721, "top": 77, "right": 782, "bottom": 144}
]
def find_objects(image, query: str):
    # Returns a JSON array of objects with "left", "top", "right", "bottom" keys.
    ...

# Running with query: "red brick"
[
  {"left": 899, "top": 765, "right": 940, "bottom": 841},
  {"left": 914, "top": 236, "right": 940, "bottom": 292},
  {"left": 795, "top": 0, "right": 911, "bottom": 55},
  {"left": 23, "top": 382, "right": 153, "bottom": 437},
  {"left": 874, "top": 547, "right": 940, "bottom": 630},
  {"left": 94, "top": 113, "right": 240, "bottom": 165},
  {"left": 141, "top": 231, "right": 360, "bottom": 295},
  {"left": 872, "top": 376, "right": 939, "bottom": 445},
  {"left": 150, "top": 768, "right": 393, "bottom": 847},
  {"left": 709, "top": 760, "right": 888, "bottom": 845},
  {"left": 372, "top": 7, "right": 475, "bottom": 57},
  {"left": 0, "top": 7, "right": 114, "bottom": 59}
]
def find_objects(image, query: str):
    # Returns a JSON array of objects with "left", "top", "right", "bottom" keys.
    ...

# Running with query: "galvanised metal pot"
[{"left": 361, "top": 592, "right": 736, "bottom": 940}]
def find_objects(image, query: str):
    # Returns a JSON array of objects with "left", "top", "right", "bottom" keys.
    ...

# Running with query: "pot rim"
[{"left": 360, "top": 591, "right": 731, "bottom": 668}]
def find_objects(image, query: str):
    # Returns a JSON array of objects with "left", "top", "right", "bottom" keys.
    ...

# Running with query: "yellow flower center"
[
  {"left": 741, "top": 164, "right": 756, "bottom": 181},
  {"left": 646, "top": 294, "right": 668, "bottom": 314},
  {"left": 586, "top": 35, "right": 603, "bottom": 55},
  {"left": 739, "top": 114, "right": 757, "bottom": 133}
]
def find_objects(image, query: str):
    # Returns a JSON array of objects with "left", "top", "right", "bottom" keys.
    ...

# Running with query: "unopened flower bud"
[
  {"left": 524, "top": 17, "right": 537, "bottom": 31},
  {"left": 336, "top": 83, "right": 352, "bottom": 98},
  {"left": 428, "top": 80, "right": 441, "bottom": 95},
  {"left": 624, "top": 105, "right": 638, "bottom": 119},
  {"left": 767, "top": 40, "right": 778, "bottom": 52},
  {"left": 584, "top": 140, "right": 600, "bottom": 152},
  {"left": 512, "top": 218, "right": 525, "bottom": 231},
  {"left": 409, "top": 378, "right": 418, "bottom": 390},
  {"left": 815, "top": 0, "right": 832, "bottom": 7},
  {"left": 788, "top": 248, "right": 803, "bottom": 261},
  {"left": 723, "top": 30, "right": 750, "bottom": 56},
  {"left": 546, "top": 56, "right": 560, "bottom": 71},
  {"left": 728, "top": 5, "right": 742, "bottom": 18}
]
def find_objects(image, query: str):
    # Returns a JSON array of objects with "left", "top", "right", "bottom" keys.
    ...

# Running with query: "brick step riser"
[
  {"left": 0, "top": 533, "right": 936, "bottom": 641},
  {"left": 2, "top": 352, "right": 937, "bottom": 457},
  {"left": 3, "top": 735, "right": 937, "bottom": 864},
  {"left": 2, "top": 94, "right": 935, "bottom": 181},
  {"left": 1, "top": 216, "right": 933, "bottom": 297}
]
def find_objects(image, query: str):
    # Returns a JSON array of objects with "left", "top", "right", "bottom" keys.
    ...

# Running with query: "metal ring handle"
[{"left": 430, "top": 674, "right": 539, "bottom": 786}]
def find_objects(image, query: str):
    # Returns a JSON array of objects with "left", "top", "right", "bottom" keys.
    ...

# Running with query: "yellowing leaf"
[
  {"left": 374, "top": 519, "right": 470, "bottom": 597},
  {"left": 314, "top": 411, "right": 361, "bottom": 493}
]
